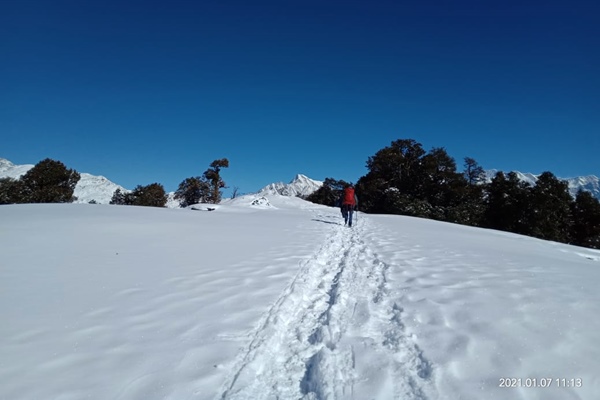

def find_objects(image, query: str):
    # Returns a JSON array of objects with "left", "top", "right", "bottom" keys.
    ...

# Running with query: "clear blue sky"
[{"left": 2, "top": 0, "right": 598, "bottom": 195}]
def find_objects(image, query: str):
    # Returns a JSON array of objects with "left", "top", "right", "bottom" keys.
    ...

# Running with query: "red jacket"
[{"left": 342, "top": 187, "right": 357, "bottom": 206}]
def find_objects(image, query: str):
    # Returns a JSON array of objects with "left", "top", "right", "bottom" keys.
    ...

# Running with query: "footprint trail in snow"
[{"left": 217, "top": 212, "right": 435, "bottom": 400}]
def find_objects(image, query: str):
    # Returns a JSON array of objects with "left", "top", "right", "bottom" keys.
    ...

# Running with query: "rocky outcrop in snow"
[{"left": 250, "top": 196, "right": 273, "bottom": 207}]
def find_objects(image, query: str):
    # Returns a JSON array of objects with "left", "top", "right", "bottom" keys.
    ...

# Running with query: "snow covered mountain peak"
[
  {"left": 74, "top": 173, "right": 128, "bottom": 204},
  {"left": 0, "top": 158, "right": 14, "bottom": 169},
  {"left": 484, "top": 169, "right": 600, "bottom": 199},
  {"left": 291, "top": 173, "right": 313, "bottom": 182},
  {"left": 258, "top": 174, "right": 323, "bottom": 197},
  {"left": 0, "top": 158, "right": 35, "bottom": 181}
]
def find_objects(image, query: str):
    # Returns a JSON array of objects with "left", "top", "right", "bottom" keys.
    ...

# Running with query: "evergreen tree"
[
  {"left": 203, "top": 158, "right": 229, "bottom": 204},
  {"left": 357, "top": 139, "right": 426, "bottom": 213},
  {"left": 463, "top": 157, "right": 486, "bottom": 185},
  {"left": 379, "top": 188, "right": 433, "bottom": 218},
  {"left": 358, "top": 143, "right": 472, "bottom": 221},
  {"left": 419, "top": 147, "right": 467, "bottom": 221},
  {"left": 19, "top": 158, "right": 80, "bottom": 203},
  {"left": 355, "top": 174, "right": 386, "bottom": 214},
  {"left": 482, "top": 171, "right": 531, "bottom": 234},
  {"left": 132, "top": 183, "right": 167, "bottom": 207},
  {"left": 110, "top": 188, "right": 127, "bottom": 205},
  {"left": 130, "top": 183, "right": 168, "bottom": 207},
  {"left": 571, "top": 190, "right": 600, "bottom": 249},
  {"left": 458, "top": 157, "right": 486, "bottom": 226},
  {"left": 123, "top": 191, "right": 136, "bottom": 205},
  {"left": 306, "top": 178, "right": 350, "bottom": 206},
  {"left": 526, "top": 172, "right": 573, "bottom": 243},
  {"left": 110, "top": 184, "right": 166, "bottom": 207},
  {"left": 174, "top": 177, "right": 210, "bottom": 207},
  {"left": 0, "top": 177, "right": 25, "bottom": 204}
]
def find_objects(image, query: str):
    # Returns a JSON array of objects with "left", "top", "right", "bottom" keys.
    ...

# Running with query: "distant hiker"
[{"left": 340, "top": 184, "right": 358, "bottom": 227}]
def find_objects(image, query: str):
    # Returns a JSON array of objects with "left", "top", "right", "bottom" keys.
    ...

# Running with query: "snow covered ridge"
[
  {"left": 0, "top": 158, "right": 34, "bottom": 180},
  {"left": 3, "top": 157, "right": 598, "bottom": 204},
  {"left": 485, "top": 169, "right": 600, "bottom": 200},
  {"left": 73, "top": 173, "right": 129, "bottom": 204},
  {"left": 1, "top": 158, "right": 323, "bottom": 205},
  {"left": 258, "top": 173, "right": 323, "bottom": 197}
]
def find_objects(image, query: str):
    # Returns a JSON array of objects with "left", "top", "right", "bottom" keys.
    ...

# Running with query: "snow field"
[
  {"left": 2, "top": 196, "right": 600, "bottom": 400},
  {"left": 363, "top": 215, "right": 600, "bottom": 400},
  {"left": 0, "top": 202, "right": 332, "bottom": 399}
]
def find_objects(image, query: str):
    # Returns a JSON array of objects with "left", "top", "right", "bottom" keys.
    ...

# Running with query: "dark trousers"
[{"left": 341, "top": 204, "right": 354, "bottom": 226}]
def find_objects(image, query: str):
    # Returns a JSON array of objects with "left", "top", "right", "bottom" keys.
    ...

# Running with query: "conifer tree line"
[
  {"left": 0, "top": 157, "right": 229, "bottom": 209},
  {"left": 0, "top": 158, "right": 80, "bottom": 204},
  {"left": 306, "top": 138, "right": 600, "bottom": 249},
  {"left": 2, "top": 148, "right": 598, "bottom": 249},
  {"left": 109, "top": 158, "right": 229, "bottom": 207}
]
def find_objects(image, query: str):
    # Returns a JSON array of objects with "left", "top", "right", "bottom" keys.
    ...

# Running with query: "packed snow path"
[{"left": 218, "top": 212, "right": 435, "bottom": 400}]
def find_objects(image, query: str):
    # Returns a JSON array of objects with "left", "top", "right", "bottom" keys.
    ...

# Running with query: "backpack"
[{"left": 342, "top": 187, "right": 356, "bottom": 206}]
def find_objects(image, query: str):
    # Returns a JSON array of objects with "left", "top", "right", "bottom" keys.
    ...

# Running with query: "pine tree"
[
  {"left": 131, "top": 183, "right": 167, "bottom": 207},
  {"left": 463, "top": 157, "right": 486, "bottom": 186},
  {"left": 571, "top": 190, "right": 600, "bottom": 249},
  {"left": 203, "top": 158, "right": 229, "bottom": 204},
  {"left": 526, "top": 172, "right": 573, "bottom": 242},
  {"left": 358, "top": 139, "right": 427, "bottom": 213},
  {"left": 174, "top": 177, "right": 210, "bottom": 207},
  {"left": 111, "top": 184, "right": 167, "bottom": 207},
  {"left": 419, "top": 147, "right": 467, "bottom": 221},
  {"left": 306, "top": 178, "right": 350, "bottom": 206},
  {"left": 0, "top": 177, "right": 25, "bottom": 204},
  {"left": 19, "top": 158, "right": 80, "bottom": 203},
  {"left": 110, "top": 188, "right": 127, "bottom": 205},
  {"left": 457, "top": 157, "right": 486, "bottom": 226},
  {"left": 482, "top": 171, "right": 531, "bottom": 234}
]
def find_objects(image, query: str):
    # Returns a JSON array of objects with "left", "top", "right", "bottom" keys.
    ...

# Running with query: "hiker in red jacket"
[{"left": 340, "top": 184, "right": 358, "bottom": 227}]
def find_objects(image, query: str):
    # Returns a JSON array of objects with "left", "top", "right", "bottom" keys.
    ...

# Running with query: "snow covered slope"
[
  {"left": 1, "top": 200, "right": 599, "bottom": 400},
  {"left": 565, "top": 175, "right": 600, "bottom": 199},
  {"left": 259, "top": 174, "right": 323, "bottom": 197},
  {"left": 0, "top": 158, "right": 34, "bottom": 180},
  {"left": 0, "top": 158, "right": 324, "bottom": 206},
  {"left": 73, "top": 173, "right": 128, "bottom": 204}
]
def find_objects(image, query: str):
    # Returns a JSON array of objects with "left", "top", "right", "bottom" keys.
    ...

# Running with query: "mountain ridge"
[
  {"left": 1, "top": 157, "right": 599, "bottom": 204},
  {"left": 484, "top": 169, "right": 600, "bottom": 199},
  {"left": 258, "top": 174, "right": 323, "bottom": 197}
]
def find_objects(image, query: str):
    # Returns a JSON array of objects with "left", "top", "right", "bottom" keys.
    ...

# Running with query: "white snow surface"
[{"left": 1, "top": 194, "right": 599, "bottom": 400}]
